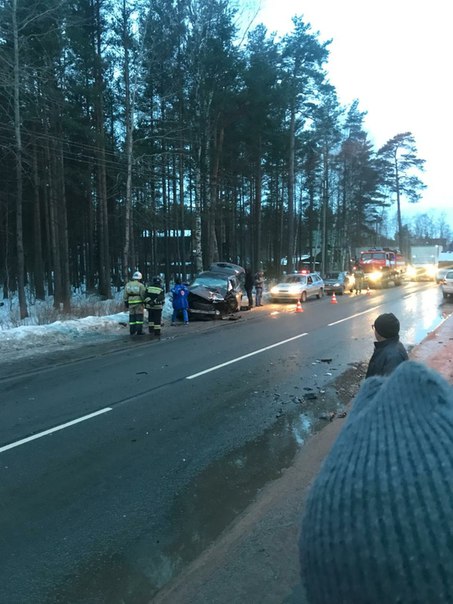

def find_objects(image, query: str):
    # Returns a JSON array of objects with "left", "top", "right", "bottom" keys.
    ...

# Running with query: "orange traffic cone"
[
  {"left": 295, "top": 299, "right": 304, "bottom": 313},
  {"left": 331, "top": 292, "right": 338, "bottom": 304}
]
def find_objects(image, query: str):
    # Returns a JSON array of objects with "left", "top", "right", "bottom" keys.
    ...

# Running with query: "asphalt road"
[{"left": 0, "top": 282, "right": 446, "bottom": 603}]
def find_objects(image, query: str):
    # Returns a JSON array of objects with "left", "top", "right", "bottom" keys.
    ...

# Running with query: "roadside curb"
[{"left": 410, "top": 311, "right": 453, "bottom": 382}]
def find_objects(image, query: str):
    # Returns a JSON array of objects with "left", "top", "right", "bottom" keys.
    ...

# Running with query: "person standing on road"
[
  {"left": 299, "top": 360, "right": 453, "bottom": 604},
  {"left": 244, "top": 268, "right": 254, "bottom": 309},
  {"left": 124, "top": 271, "right": 146, "bottom": 335},
  {"left": 366, "top": 312, "right": 408, "bottom": 378},
  {"left": 144, "top": 276, "right": 165, "bottom": 339},
  {"left": 171, "top": 277, "right": 189, "bottom": 325},
  {"left": 254, "top": 270, "right": 264, "bottom": 307},
  {"left": 353, "top": 268, "right": 364, "bottom": 294}
]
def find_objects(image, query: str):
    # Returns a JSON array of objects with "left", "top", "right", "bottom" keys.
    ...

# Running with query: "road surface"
[{"left": 0, "top": 282, "right": 446, "bottom": 603}]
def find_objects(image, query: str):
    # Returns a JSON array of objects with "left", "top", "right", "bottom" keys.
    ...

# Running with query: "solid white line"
[
  {"left": 328, "top": 305, "right": 381, "bottom": 326},
  {"left": 186, "top": 333, "right": 308, "bottom": 379},
  {"left": 0, "top": 407, "right": 113, "bottom": 454}
]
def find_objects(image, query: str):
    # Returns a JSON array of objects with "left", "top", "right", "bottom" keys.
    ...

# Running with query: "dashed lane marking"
[
  {"left": 0, "top": 407, "right": 113, "bottom": 454},
  {"left": 186, "top": 333, "right": 309, "bottom": 380}
]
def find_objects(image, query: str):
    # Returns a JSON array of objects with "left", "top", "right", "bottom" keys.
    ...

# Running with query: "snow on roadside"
[{"left": 0, "top": 292, "right": 174, "bottom": 362}]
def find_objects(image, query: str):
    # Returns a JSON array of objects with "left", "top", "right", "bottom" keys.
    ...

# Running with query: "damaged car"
[{"left": 188, "top": 263, "right": 245, "bottom": 318}]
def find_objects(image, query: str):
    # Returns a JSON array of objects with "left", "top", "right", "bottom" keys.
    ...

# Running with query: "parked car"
[
  {"left": 270, "top": 271, "right": 324, "bottom": 303},
  {"left": 188, "top": 263, "right": 245, "bottom": 318},
  {"left": 323, "top": 271, "right": 355, "bottom": 295},
  {"left": 436, "top": 267, "right": 451, "bottom": 284},
  {"left": 441, "top": 270, "right": 453, "bottom": 299}
]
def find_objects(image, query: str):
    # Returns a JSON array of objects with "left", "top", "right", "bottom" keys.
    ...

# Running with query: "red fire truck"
[{"left": 356, "top": 248, "right": 407, "bottom": 288}]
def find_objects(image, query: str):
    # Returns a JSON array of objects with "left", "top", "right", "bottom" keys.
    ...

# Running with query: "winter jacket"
[
  {"left": 171, "top": 283, "right": 189, "bottom": 310},
  {"left": 366, "top": 336, "right": 409, "bottom": 378},
  {"left": 254, "top": 272, "right": 264, "bottom": 289},
  {"left": 124, "top": 279, "right": 145, "bottom": 310},
  {"left": 244, "top": 270, "right": 254, "bottom": 291},
  {"left": 144, "top": 284, "right": 165, "bottom": 310}
]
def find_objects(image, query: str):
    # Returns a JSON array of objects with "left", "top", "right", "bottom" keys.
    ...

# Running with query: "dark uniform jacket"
[
  {"left": 144, "top": 284, "right": 165, "bottom": 310},
  {"left": 366, "top": 336, "right": 409, "bottom": 378}
]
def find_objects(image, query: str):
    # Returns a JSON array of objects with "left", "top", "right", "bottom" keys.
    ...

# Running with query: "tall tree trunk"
[
  {"left": 94, "top": 0, "right": 111, "bottom": 299},
  {"left": 123, "top": 68, "right": 133, "bottom": 283},
  {"left": 47, "top": 139, "right": 63, "bottom": 309},
  {"left": 58, "top": 143, "right": 71, "bottom": 312},
  {"left": 179, "top": 141, "right": 186, "bottom": 281},
  {"left": 395, "top": 160, "right": 403, "bottom": 252},
  {"left": 32, "top": 138, "right": 45, "bottom": 300},
  {"left": 287, "top": 106, "right": 296, "bottom": 273},
  {"left": 253, "top": 137, "right": 262, "bottom": 270},
  {"left": 86, "top": 187, "right": 96, "bottom": 293},
  {"left": 12, "top": 0, "right": 28, "bottom": 319},
  {"left": 162, "top": 153, "right": 171, "bottom": 288},
  {"left": 208, "top": 123, "right": 223, "bottom": 263},
  {"left": 42, "top": 181, "right": 53, "bottom": 296},
  {"left": 122, "top": 0, "right": 133, "bottom": 282},
  {"left": 193, "top": 161, "right": 203, "bottom": 274},
  {"left": 320, "top": 145, "right": 329, "bottom": 276}
]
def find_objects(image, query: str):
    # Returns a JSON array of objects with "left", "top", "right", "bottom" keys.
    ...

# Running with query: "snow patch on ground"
[{"left": 0, "top": 290, "right": 175, "bottom": 362}]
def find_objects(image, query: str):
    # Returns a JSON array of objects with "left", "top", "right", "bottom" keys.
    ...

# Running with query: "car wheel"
[
  {"left": 301, "top": 291, "right": 307, "bottom": 303},
  {"left": 316, "top": 288, "right": 324, "bottom": 299}
]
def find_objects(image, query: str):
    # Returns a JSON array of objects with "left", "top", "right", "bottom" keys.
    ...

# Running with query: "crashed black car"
[{"left": 188, "top": 262, "right": 245, "bottom": 318}]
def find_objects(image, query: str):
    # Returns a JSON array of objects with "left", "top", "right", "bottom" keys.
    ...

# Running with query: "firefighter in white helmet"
[{"left": 124, "top": 271, "right": 146, "bottom": 335}]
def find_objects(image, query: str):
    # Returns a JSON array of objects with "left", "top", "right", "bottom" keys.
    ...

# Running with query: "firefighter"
[
  {"left": 124, "top": 271, "right": 146, "bottom": 335},
  {"left": 353, "top": 267, "right": 365, "bottom": 294},
  {"left": 144, "top": 276, "right": 165, "bottom": 338}
]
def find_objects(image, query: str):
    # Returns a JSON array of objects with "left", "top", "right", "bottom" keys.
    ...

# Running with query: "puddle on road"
[
  {"left": 51, "top": 364, "right": 365, "bottom": 604},
  {"left": 53, "top": 411, "right": 320, "bottom": 604}
]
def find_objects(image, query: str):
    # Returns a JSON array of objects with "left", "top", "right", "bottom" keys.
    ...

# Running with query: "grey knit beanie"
[
  {"left": 374, "top": 312, "right": 400, "bottom": 338},
  {"left": 300, "top": 361, "right": 453, "bottom": 604}
]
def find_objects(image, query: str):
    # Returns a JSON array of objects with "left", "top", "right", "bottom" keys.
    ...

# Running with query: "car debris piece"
[
  {"left": 319, "top": 411, "right": 336, "bottom": 421},
  {"left": 304, "top": 392, "right": 318, "bottom": 400}
]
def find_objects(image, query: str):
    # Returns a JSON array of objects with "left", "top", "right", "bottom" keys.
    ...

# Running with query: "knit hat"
[
  {"left": 374, "top": 312, "right": 400, "bottom": 338},
  {"left": 299, "top": 361, "right": 453, "bottom": 604}
]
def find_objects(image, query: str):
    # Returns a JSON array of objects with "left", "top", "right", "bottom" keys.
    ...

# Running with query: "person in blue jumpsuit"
[{"left": 171, "top": 278, "right": 189, "bottom": 325}]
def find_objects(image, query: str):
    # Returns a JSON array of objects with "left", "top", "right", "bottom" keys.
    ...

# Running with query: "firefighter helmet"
[{"left": 132, "top": 271, "right": 142, "bottom": 280}]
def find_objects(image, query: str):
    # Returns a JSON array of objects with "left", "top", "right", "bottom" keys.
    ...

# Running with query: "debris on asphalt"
[
  {"left": 303, "top": 392, "right": 318, "bottom": 400},
  {"left": 319, "top": 411, "right": 336, "bottom": 421}
]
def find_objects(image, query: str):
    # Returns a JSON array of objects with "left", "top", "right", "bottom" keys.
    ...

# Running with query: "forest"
[{"left": 0, "top": 0, "right": 444, "bottom": 319}]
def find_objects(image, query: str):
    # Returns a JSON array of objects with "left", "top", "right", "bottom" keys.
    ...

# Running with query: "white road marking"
[
  {"left": 0, "top": 407, "right": 113, "bottom": 454},
  {"left": 186, "top": 332, "right": 309, "bottom": 379},
  {"left": 328, "top": 305, "right": 381, "bottom": 326}
]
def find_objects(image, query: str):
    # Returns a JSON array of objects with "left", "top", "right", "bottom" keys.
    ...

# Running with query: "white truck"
[{"left": 407, "top": 245, "right": 442, "bottom": 281}]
